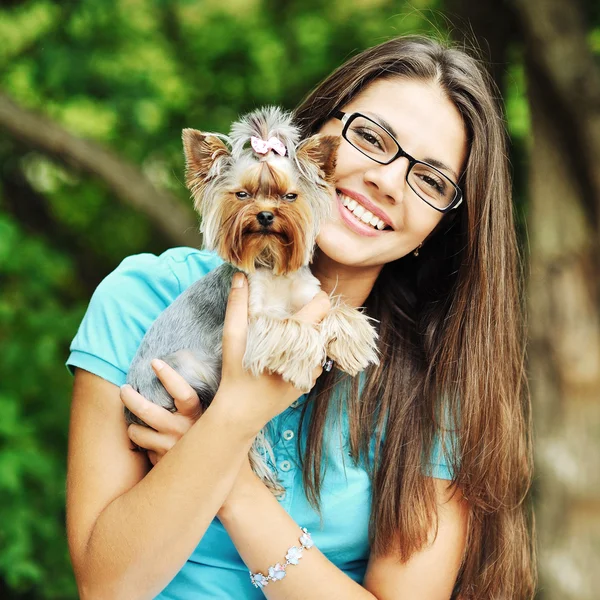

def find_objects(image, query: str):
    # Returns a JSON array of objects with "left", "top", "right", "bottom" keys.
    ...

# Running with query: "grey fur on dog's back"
[{"left": 125, "top": 262, "right": 238, "bottom": 426}]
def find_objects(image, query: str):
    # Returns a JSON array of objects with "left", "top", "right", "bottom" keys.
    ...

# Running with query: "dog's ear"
[
  {"left": 182, "top": 129, "right": 230, "bottom": 194},
  {"left": 296, "top": 134, "right": 340, "bottom": 184}
]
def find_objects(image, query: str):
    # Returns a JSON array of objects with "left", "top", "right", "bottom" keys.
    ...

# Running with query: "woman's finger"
[
  {"left": 128, "top": 423, "right": 174, "bottom": 454},
  {"left": 147, "top": 450, "right": 159, "bottom": 466},
  {"left": 222, "top": 272, "right": 249, "bottom": 368},
  {"left": 120, "top": 384, "right": 180, "bottom": 433},
  {"left": 151, "top": 359, "right": 202, "bottom": 419},
  {"left": 293, "top": 291, "right": 331, "bottom": 325}
]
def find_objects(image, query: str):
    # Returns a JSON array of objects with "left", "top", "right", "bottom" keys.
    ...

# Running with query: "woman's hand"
[
  {"left": 120, "top": 363, "right": 202, "bottom": 466},
  {"left": 121, "top": 272, "right": 330, "bottom": 464},
  {"left": 212, "top": 272, "right": 331, "bottom": 437}
]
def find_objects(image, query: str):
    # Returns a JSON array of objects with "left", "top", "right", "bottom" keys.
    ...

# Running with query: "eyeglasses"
[{"left": 333, "top": 111, "right": 463, "bottom": 212}]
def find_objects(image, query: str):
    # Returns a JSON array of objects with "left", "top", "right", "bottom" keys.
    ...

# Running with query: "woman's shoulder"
[
  {"left": 66, "top": 248, "right": 223, "bottom": 387},
  {"left": 106, "top": 247, "right": 224, "bottom": 294}
]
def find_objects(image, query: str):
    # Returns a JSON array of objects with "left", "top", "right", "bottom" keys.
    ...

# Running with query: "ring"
[{"left": 322, "top": 358, "right": 334, "bottom": 372}]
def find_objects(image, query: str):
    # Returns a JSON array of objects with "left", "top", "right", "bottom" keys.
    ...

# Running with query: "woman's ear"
[
  {"left": 296, "top": 134, "right": 340, "bottom": 184},
  {"left": 182, "top": 129, "right": 230, "bottom": 196}
]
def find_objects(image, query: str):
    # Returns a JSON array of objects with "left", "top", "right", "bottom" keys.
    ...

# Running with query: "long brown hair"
[{"left": 294, "top": 36, "right": 536, "bottom": 599}]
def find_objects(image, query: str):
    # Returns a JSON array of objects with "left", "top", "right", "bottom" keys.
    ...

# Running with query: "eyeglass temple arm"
[{"left": 333, "top": 110, "right": 350, "bottom": 124}]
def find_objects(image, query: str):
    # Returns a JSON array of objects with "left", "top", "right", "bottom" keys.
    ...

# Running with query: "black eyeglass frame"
[{"left": 333, "top": 110, "right": 464, "bottom": 213}]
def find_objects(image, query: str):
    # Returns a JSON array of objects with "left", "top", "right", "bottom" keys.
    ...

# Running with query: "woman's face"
[{"left": 316, "top": 77, "right": 468, "bottom": 269}]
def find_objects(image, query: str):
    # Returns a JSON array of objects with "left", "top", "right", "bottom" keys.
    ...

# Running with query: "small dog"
[{"left": 125, "top": 107, "right": 379, "bottom": 491}]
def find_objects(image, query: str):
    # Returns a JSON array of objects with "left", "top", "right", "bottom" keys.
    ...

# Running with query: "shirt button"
[
  {"left": 283, "top": 430, "right": 294, "bottom": 441},
  {"left": 278, "top": 492, "right": 286, "bottom": 502},
  {"left": 290, "top": 400, "right": 299, "bottom": 408},
  {"left": 280, "top": 460, "right": 292, "bottom": 472}
]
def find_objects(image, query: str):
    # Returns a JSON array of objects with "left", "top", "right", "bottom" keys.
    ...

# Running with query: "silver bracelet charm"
[{"left": 249, "top": 527, "right": 314, "bottom": 588}]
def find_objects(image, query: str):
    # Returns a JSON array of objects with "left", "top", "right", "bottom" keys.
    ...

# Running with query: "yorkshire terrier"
[{"left": 124, "top": 107, "right": 379, "bottom": 491}]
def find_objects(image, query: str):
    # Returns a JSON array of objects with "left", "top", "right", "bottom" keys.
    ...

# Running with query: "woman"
[{"left": 66, "top": 36, "right": 535, "bottom": 599}]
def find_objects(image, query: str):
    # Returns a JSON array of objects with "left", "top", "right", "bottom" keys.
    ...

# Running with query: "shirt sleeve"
[
  {"left": 66, "top": 250, "right": 190, "bottom": 387},
  {"left": 426, "top": 432, "right": 456, "bottom": 481},
  {"left": 425, "top": 400, "right": 460, "bottom": 480}
]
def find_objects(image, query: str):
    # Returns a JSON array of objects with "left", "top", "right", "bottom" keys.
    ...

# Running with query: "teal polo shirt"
[{"left": 66, "top": 247, "right": 453, "bottom": 599}]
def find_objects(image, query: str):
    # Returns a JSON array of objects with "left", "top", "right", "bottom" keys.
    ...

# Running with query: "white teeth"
[
  {"left": 353, "top": 205, "right": 365, "bottom": 218},
  {"left": 338, "top": 191, "right": 390, "bottom": 231},
  {"left": 360, "top": 210, "right": 373, "bottom": 223}
]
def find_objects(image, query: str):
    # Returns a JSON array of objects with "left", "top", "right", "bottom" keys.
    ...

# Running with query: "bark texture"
[
  {"left": 513, "top": 0, "right": 600, "bottom": 598},
  {"left": 449, "top": 0, "right": 600, "bottom": 596}
]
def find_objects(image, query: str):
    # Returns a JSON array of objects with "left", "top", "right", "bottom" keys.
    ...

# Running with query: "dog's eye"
[
  {"left": 282, "top": 193, "right": 298, "bottom": 202},
  {"left": 235, "top": 191, "right": 250, "bottom": 200}
]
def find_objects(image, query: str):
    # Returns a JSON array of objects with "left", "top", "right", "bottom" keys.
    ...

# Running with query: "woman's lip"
[
  {"left": 337, "top": 188, "right": 394, "bottom": 229},
  {"left": 335, "top": 192, "right": 390, "bottom": 237}
]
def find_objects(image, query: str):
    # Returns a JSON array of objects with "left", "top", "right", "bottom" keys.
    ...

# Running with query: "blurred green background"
[{"left": 1, "top": 1, "right": 599, "bottom": 598}]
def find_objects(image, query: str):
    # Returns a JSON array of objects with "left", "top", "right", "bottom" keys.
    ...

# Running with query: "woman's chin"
[
  {"left": 315, "top": 220, "right": 408, "bottom": 269},
  {"left": 315, "top": 224, "right": 378, "bottom": 268}
]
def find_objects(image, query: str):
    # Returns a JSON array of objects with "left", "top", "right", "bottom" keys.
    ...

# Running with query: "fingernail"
[
  {"left": 232, "top": 273, "right": 245, "bottom": 289},
  {"left": 152, "top": 359, "right": 165, "bottom": 371}
]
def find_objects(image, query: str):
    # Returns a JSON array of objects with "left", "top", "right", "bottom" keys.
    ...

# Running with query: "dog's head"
[{"left": 183, "top": 107, "right": 338, "bottom": 275}]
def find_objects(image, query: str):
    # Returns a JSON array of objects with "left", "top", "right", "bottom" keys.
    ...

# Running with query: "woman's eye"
[
  {"left": 356, "top": 128, "right": 382, "bottom": 148},
  {"left": 282, "top": 193, "right": 298, "bottom": 201},
  {"left": 421, "top": 175, "right": 445, "bottom": 193},
  {"left": 235, "top": 191, "right": 250, "bottom": 199}
]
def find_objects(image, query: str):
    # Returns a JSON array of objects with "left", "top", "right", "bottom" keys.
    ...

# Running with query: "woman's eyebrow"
[
  {"left": 422, "top": 157, "right": 459, "bottom": 181},
  {"left": 365, "top": 111, "right": 459, "bottom": 181},
  {"left": 365, "top": 112, "right": 398, "bottom": 138}
]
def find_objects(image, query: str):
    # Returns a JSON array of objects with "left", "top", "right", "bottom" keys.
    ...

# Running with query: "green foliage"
[
  {"left": 0, "top": 0, "right": 530, "bottom": 597},
  {"left": 0, "top": 208, "right": 81, "bottom": 598}
]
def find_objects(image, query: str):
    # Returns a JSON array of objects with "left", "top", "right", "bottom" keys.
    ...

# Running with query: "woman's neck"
[{"left": 310, "top": 248, "right": 383, "bottom": 308}]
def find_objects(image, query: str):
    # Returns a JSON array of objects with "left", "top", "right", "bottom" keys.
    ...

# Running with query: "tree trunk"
[
  {"left": 448, "top": 0, "right": 600, "bottom": 596},
  {"left": 513, "top": 0, "right": 600, "bottom": 598}
]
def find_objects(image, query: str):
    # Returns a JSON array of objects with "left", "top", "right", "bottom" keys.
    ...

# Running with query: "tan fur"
[
  {"left": 180, "top": 108, "right": 379, "bottom": 496},
  {"left": 319, "top": 299, "right": 380, "bottom": 375}
]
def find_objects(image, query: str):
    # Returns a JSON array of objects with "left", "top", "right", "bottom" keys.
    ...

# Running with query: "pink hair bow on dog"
[{"left": 251, "top": 136, "right": 287, "bottom": 157}]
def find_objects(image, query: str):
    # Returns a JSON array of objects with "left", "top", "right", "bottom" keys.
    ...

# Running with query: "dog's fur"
[{"left": 125, "top": 107, "right": 379, "bottom": 492}]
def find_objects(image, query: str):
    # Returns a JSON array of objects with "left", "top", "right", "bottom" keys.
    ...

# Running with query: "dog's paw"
[
  {"left": 321, "top": 304, "right": 379, "bottom": 376},
  {"left": 275, "top": 353, "right": 323, "bottom": 392},
  {"left": 244, "top": 316, "right": 325, "bottom": 385}
]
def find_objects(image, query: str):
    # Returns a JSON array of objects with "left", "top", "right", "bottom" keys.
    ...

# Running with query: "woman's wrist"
[{"left": 205, "top": 389, "right": 263, "bottom": 442}]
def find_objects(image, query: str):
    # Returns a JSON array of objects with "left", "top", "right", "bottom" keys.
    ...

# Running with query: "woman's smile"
[
  {"left": 315, "top": 77, "right": 467, "bottom": 275},
  {"left": 335, "top": 189, "right": 394, "bottom": 237}
]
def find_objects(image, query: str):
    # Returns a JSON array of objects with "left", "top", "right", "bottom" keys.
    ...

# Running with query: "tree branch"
[{"left": 0, "top": 92, "right": 201, "bottom": 248}]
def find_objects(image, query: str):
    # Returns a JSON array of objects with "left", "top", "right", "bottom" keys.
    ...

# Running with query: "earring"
[{"left": 413, "top": 243, "right": 422, "bottom": 257}]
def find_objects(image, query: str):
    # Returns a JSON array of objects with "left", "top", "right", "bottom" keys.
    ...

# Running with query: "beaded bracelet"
[{"left": 249, "top": 527, "right": 314, "bottom": 588}]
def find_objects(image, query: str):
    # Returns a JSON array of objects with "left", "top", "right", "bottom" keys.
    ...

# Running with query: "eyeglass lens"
[{"left": 345, "top": 115, "right": 457, "bottom": 210}]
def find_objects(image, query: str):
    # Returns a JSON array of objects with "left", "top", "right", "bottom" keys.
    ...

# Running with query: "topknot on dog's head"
[{"left": 229, "top": 106, "right": 300, "bottom": 161}]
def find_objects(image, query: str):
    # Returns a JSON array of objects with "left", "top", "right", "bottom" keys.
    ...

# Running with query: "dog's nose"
[{"left": 257, "top": 211, "right": 275, "bottom": 227}]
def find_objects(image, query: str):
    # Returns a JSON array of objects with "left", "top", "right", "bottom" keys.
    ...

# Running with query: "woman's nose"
[{"left": 364, "top": 157, "right": 410, "bottom": 203}]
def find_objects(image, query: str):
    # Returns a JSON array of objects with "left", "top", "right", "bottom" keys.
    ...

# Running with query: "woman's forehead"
[{"left": 343, "top": 77, "right": 467, "bottom": 176}]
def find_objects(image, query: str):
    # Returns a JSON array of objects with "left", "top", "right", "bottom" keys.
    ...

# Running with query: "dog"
[{"left": 124, "top": 107, "right": 379, "bottom": 492}]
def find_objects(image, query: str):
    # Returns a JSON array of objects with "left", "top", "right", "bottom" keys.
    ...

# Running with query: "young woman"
[{"left": 66, "top": 36, "right": 535, "bottom": 599}]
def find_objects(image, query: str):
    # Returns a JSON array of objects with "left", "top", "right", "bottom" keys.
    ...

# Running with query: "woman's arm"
[
  {"left": 67, "top": 369, "right": 255, "bottom": 600},
  {"left": 66, "top": 275, "right": 329, "bottom": 600},
  {"left": 218, "top": 467, "right": 468, "bottom": 600},
  {"left": 362, "top": 479, "right": 469, "bottom": 600},
  {"left": 134, "top": 367, "right": 468, "bottom": 600}
]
